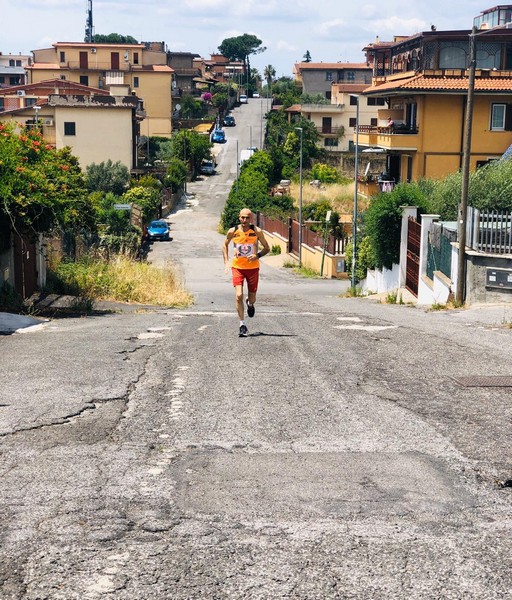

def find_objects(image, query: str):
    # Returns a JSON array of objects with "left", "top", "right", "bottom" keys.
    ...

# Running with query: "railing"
[
  {"left": 65, "top": 61, "right": 133, "bottom": 71},
  {"left": 357, "top": 124, "right": 419, "bottom": 135},
  {"left": 315, "top": 125, "right": 344, "bottom": 135},
  {"left": 257, "top": 213, "right": 346, "bottom": 256},
  {"left": 427, "top": 223, "right": 456, "bottom": 279},
  {"left": 468, "top": 208, "right": 512, "bottom": 254}
]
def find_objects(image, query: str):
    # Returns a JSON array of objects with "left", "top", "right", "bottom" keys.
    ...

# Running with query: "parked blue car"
[
  {"left": 147, "top": 220, "right": 170, "bottom": 241},
  {"left": 211, "top": 129, "right": 226, "bottom": 143}
]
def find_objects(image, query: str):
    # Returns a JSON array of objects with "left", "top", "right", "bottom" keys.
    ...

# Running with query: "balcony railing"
[
  {"left": 357, "top": 124, "right": 419, "bottom": 135},
  {"left": 315, "top": 125, "right": 344, "bottom": 135},
  {"left": 64, "top": 61, "right": 133, "bottom": 72}
]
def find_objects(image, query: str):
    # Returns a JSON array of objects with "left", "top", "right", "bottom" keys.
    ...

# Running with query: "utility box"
[{"left": 486, "top": 267, "right": 512, "bottom": 289}]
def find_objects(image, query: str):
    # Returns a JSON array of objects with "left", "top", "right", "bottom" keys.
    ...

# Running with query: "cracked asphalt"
[{"left": 1, "top": 99, "right": 512, "bottom": 599}]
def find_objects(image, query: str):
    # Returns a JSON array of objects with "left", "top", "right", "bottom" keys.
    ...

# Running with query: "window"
[
  {"left": 60, "top": 75, "right": 66, "bottom": 80},
  {"left": 9, "top": 59, "right": 14, "bottom": 67},
  {"left": 25, "top": 98, "right": 36, "bottom": 107},
  {"left": 349, "top": 117, "right": 357, "bottom": 127},
  {"left": 350, "top": 95, "right": 358, "bottom": 105},
  {"left": 491, "top": 103, "right": 506, "bottom": 130},
  {"left": 439, "top": 42, "right": 467, "bottom": 69},
  {"left": 324, "top": 138, "right": 338, "bottom": 147},
  {"left": 64, "top": 122, "right": 76, "bottom": 136},
  {"left": 16, "top": 60, "right": 22, "bottom": 67},
  {"left": 9, "top": 76, "right": 20, "bottom": 85},
  {"left": 0, "top": 98, "right": 4, "bottom": 112},
  {"left": 80, "top": 75, "right": 89, "bottom": 86},
  {"left": 0, "top": 76, "right": 4, "bottom": 84},
  {"left": 367, "top": 97, "right": 385, "bottom": 106},
  {"left": 347, "top": 71, "right": 355, "bottom": 81},
  {"left": 325, "top": 71, "right": 333, "bottom": 81},
  {"left": 371, "top": 118, "right": 378, "bottom": 126},
  {"left": 60, "top": 51, "right": 66, "bottom": 63},
  {"left": 134, "top": 76, "right": 139, "bottom": 88},
  {"left": 133, "top": 52, "right": 139, "bottom": 65},
  {"left": 325, "top": 91, "right": 331, "bottom": 100}
]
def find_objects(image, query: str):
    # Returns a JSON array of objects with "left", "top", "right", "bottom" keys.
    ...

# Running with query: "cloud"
[
  {"left": 315, "top": 19, "right": 347, "bottom": 40},
  {"left": 365, "top": 16, "right": 428, "bottom": 35},
  {"left": 276, "top": 40, "right": 298, "bottom": 52}
]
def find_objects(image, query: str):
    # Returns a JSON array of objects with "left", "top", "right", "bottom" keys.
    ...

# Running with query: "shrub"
[
  {"left": 310, "top": 163, "right": 338, "bottom": 183},
  {"left": 364, "top": 183, "right": 429, "bottom": 269}
]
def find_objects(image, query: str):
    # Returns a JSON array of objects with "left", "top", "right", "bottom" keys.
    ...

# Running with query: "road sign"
[{"left": 114, "top": 203, "right": 131, "bottom": 210}]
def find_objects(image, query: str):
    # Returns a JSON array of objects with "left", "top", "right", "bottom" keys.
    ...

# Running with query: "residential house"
[
  {"left": 197, "top": 54, "right": 246, "bottom": 93},
  {"left": 0, "top": 52, "right": 32, "bottom": 87},
  {"left": 29, "top": 42, "right": 173, "bottom": 137},
  {"left": 293, "top": 62, "right": 372, "bottom": 100},
  {"left": 358, "top": 6, "right": 512, "bottom": 184},
  {"left": 167, "top": 51, "right": 201, "bottom": 97},
  {"left": 0, "top": 79, "right": 143, "bottom": 170},
  {"left": 300, "top": 83, "right": 383, "bottom": 153}
]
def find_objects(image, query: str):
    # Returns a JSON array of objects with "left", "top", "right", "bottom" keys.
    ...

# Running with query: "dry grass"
[
  {"left": 289, "top": 181, "right": 369, "bottom": 215},
  {"left": 48, "top": 255, "right": 194, "bottom": 307}
]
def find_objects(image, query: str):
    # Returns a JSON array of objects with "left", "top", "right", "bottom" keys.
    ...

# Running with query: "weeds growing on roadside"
[{"left": 46, "top": 255, "right": 193, "bottom": 307}]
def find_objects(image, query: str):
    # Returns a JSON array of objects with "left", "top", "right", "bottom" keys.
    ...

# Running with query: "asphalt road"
[{"left": 1, "top": 98, "right": 512, "bottom": 600}]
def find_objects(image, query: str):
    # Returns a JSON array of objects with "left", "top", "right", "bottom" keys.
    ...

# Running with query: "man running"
[{"left": 223, "top": 208, "right": 270, "bottom": 337}]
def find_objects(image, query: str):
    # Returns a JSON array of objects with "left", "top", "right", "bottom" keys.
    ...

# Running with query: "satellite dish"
[{"left": 175, "top": 104, "right": 181, "bottom": 112}]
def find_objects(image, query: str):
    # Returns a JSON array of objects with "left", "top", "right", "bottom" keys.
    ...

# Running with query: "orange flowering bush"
[{"left": 0, "top": 123, "right": 95, "bottom": 238}]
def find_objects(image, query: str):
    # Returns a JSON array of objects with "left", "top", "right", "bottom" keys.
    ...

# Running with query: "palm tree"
[{"left": 263, "top": 64, "right": 276, "bottom": 103}]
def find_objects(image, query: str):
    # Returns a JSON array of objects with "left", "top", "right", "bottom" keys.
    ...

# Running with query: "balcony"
[
  {"left": 315, "top": 125, "right": 344, "bottom": 135},
  {"left": 65, "top": 61, "right": 132, "bottom": 72},
  {"left": 356, "top": 124, "right": 419, "bottom": 150}
]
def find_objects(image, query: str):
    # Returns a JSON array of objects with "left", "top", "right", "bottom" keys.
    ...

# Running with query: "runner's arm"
[
  {"left": 223, "top": 229, "right": 234, "bottom": 267},
  {"left": 256, "top": 228, "right": 270, "bottom": 258}
]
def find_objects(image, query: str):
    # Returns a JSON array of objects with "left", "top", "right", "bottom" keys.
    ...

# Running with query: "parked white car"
[{"left": 239, "top": 94, "right": 248, "bottom": 104}]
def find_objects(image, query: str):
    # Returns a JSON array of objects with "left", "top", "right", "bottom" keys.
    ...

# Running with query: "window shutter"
[{"left": 505, "top": 105, "right": 512, "bottom": 131}]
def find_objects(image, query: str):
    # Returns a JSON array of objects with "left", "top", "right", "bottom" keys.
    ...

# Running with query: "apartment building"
[{"left": 30, "top": 42, "right": 173, "bottom": 137}]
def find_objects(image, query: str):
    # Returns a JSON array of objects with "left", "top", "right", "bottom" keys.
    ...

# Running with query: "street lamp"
[
  {"left": 350, "top": 94, "right": 360, "bottom": 289},
  {"left": 295, "top": 126, "right": 304, "bottom": 266}
]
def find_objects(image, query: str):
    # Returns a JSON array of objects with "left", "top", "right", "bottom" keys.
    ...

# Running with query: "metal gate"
[{"left": 405, "top": 216, "right": 421, "bottom": 296}]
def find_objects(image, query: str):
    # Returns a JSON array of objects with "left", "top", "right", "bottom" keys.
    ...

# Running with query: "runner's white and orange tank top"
[{"left": 231, "top": 225, "right": 260, "bottom": 270}]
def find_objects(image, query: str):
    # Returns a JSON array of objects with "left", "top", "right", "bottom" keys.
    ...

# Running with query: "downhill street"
[{"left": 1, "top": 98, "right": 511, "bottom": 600}]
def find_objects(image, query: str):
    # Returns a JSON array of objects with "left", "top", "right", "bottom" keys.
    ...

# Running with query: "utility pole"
[{"left": 456, "top": 27, "right": 477, "bottom": 304}]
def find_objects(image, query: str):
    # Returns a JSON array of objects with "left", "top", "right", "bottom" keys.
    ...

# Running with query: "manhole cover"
[{"left": 452, "top": 376, "right": 512, "bottom": 387}]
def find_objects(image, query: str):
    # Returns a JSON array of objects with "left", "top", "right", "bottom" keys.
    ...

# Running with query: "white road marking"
[
  {"left": 137, "top": 332, "right": 164, "bottom": 339},
  {"left": 334, "top": 324, "right": 398, "bottom": 331}
]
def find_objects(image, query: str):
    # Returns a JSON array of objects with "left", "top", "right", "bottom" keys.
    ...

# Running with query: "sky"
[{"left": 3, "top": 0, "right": 490, "bottom": 77}]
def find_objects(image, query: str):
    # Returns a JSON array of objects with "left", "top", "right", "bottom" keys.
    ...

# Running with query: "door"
[
  {"left": 322, "top": 117, "right": 332, "bottom": 134},
  {"left": 79, "top": 51, "right": 88, "bottom": 69},
  {"left": 405, "top": 217, "right": 421, "bottom": 297},
  {"left": 111, "top": 52, "right": 120, "bottom": 70}
]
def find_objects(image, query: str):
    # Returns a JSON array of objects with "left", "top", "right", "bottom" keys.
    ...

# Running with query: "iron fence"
[{"left": 468, "top": 208, "right": 512, "bottom": 254}]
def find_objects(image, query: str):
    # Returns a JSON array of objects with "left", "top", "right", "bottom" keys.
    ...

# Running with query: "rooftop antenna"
[{"left": 85, "top": 0, "right": 94, "bottom": 43}]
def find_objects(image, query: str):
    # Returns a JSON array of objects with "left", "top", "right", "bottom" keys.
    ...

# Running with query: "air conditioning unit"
[
  {"left": 44, "top": 119, "right": 54, "bottom": 126},
  {"left": 16, "top": 90, "right": 25, "bottom": 97},
  {"left": 91, "top": 48, "right": 97, "bottom": 53}
]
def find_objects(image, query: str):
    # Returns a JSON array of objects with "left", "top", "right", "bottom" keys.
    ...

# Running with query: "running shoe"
[
  {"left": 239, "top": 324, "right": 248, "bottom": 337},
  {"left": 246, "top": 299, "right": 255, "bottom": 318}
]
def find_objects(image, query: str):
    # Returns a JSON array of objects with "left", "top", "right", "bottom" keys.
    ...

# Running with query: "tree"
[
  {"left": 92, "top": 33, "right": 139, "bottom": 44},
  {"left": 171, "top": 131, "right": 213, "bottom": 178},
  {"left": 164, "top": 158, "right": 187, "bottom": 192},
  {"left": 218, "top": 34, "right": 266, "bottom": 91},
  {"left": 0, "top": 122, "right": 93, "bottom": 237},
  {"left": 303, "top": 50, "right": 312, "bottom": 62},
  {"left": 263, "top": 64, "right": 276, "bottom": 97},
  {"left": 85, "top": 160, "right": 131, "bottom": 196}
]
